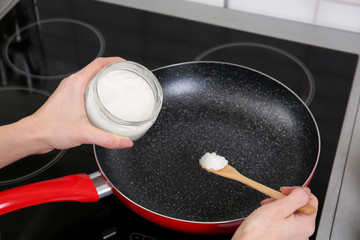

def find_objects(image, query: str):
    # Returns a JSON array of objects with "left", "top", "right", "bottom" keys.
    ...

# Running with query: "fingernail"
[
  {"left": 120, "top": 139, "right": 133, "bottom": 148},
  {"left": 280, "top": 186, "right": 290, "bottom": 191},
  {"left": 260, "top": 198, "right": 270, "bottom": 205},
  {"left": 303, "top": 187, "right": 311, "bottom": 194}
]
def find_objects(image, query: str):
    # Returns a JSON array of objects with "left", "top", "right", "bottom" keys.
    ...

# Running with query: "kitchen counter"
[
  {"left": 0, "top": 0, "right": 18, "bottom": 20},
  {"left": 99, "top": 1, "right": 360, "bottom": 239}
]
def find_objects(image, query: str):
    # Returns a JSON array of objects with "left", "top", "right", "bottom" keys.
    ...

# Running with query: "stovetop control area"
[{"left": 0, "top": 0, "right": 358, "bottom": 239}]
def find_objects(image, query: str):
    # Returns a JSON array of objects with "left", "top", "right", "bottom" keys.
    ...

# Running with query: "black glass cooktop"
[{"left": 0, "top": 0, "right": 358, "bottom": 239}]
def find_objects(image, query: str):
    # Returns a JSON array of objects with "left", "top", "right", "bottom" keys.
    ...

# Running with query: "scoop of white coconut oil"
[{"left": 199, "top": 152, "right": 228, "bottom": 171}]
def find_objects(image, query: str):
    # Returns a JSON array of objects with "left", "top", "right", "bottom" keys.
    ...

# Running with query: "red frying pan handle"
[{"left": 0, "top": 174, "right": 99, "bottom": 215}]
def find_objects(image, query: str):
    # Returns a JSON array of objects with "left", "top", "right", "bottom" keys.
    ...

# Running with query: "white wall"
[{"left": 186, "top": 0, "right": 360, "bottom": 33}]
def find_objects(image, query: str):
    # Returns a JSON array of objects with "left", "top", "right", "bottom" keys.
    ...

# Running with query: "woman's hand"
[
  {"left": 31, "top": 57, "right": 134, "bottom": 153},
  {"left": 232, "top": 186, "right": 318, "bottom": 240},
  {"left": 0, "top": 57, "right": 133, "bottom": 168}
]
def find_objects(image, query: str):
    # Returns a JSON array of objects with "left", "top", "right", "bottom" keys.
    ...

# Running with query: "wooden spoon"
[{"left": 201, "top": 164, "right": 317, "bottom": 215}]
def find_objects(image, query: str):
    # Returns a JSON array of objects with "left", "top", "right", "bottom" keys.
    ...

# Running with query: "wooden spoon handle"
[
  {"left": 240, "top": 175, "right": 317, "bottom": 215},
  {"left": 211, "top": 165, "right": 317, "bottom": 215}
]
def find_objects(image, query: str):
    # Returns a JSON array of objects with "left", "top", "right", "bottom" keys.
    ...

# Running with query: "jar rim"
[{"left": 93, "top": 60, "right": 163, "bottom": 126}]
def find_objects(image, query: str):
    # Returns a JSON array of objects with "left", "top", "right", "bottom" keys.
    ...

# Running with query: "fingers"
[
  {"left": 280, "top": 186, "right": 311, "bottom": 195},
  {"left": 261, "top": 186, "right": 318, "bottom": 217},
  {"left": 55, "top": 57, "right": 125, "bottom": 99},
  {"left": 73, "top": 57, "right": 125, "bottom": 86},
  {"left": 279, "top": 187, "right": 314, "bottom": 216},
  {"left": 305, "top": 189, "right": 319, "bottom": 212},
  {"left": 260, "top": 187, "right": 311, "bottom": 206},
  {"left": 261, "top": 198, "right": 275, "bottom": 205},
  {"left": 281, "top": 186, "right": 318, "bottom": 213},
  {"left": 263, "top": 186, "right": 315, "bottom": 217}
]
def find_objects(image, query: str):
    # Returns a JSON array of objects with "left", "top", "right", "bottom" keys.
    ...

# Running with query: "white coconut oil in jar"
[{"left": 84, "top": 61, "right": 163, "bottom": 141}]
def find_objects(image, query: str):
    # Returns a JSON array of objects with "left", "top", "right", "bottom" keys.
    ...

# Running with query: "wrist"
[
  {"left": 0, "top": 116, "right": 50, "bottom": 168},
  {"left": 18, "top": 115, "right": 54, "bottom": 155}
]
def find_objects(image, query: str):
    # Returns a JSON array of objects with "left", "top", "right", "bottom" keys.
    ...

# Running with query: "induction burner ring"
[
  {"left": 0, "top": 149, "right": 66, "bottom": 186},
  {"left": 0, "top": 87, "right": 66, "bottom": 186},
  {"left": 3, "top": 18, "right": 105, "bottom": 80},
  {"left": 194, "top": 42, "right": 315, "bottom": 105}
]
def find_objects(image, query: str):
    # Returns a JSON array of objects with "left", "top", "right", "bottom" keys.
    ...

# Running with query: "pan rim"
[{"left": 94, "top": 61, "right": 321, "bottom": 224}]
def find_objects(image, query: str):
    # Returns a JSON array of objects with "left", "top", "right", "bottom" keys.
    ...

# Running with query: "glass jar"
[{"left": 84, "top": 61, "right": 163, "bottom": 141}]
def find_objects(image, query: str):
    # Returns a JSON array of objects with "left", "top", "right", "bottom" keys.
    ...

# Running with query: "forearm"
[{"left": 0, "top": 116, "right": 49, "bottom": 169}]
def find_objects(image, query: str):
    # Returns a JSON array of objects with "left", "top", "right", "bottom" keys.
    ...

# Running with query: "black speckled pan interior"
[{"left": 95, "top": 62, "right": 320, "bottom": 223}]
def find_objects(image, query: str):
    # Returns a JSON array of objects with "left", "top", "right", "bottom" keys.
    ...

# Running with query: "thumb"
[
  {"left": 83, "top": 125, "right": 133, "bottom": 149},
  {"left": 272, "top": 187, "right": 311, "bottom": 217}
]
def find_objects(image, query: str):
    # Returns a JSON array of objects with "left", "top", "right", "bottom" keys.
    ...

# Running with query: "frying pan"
[{"left": 0, "top": 62, "right": 320, "bottom": 234}]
